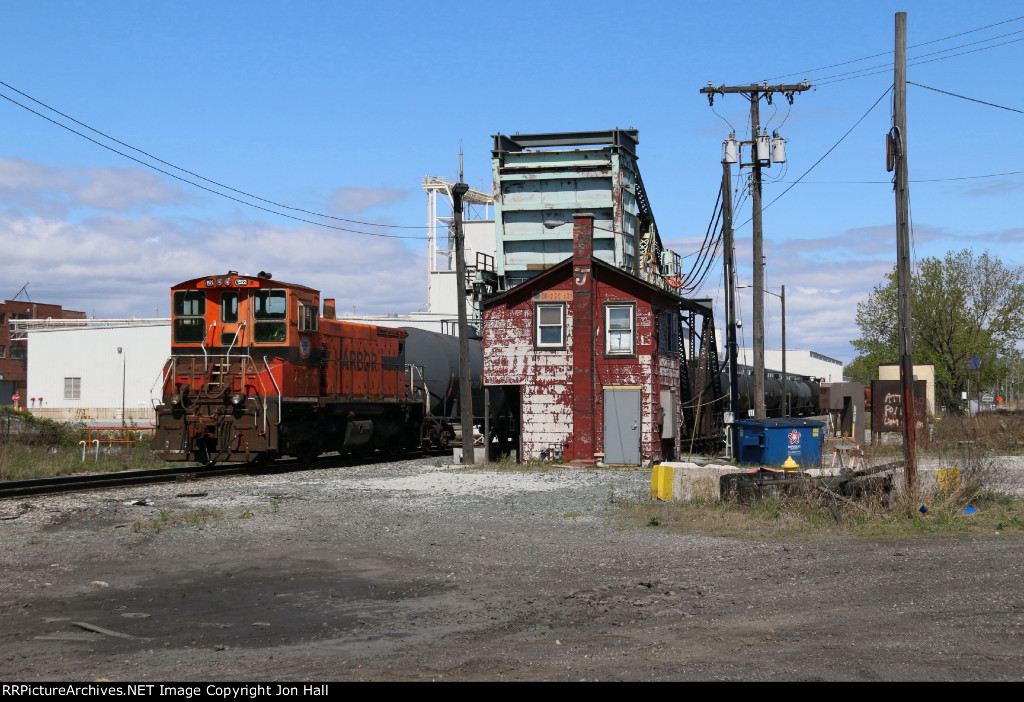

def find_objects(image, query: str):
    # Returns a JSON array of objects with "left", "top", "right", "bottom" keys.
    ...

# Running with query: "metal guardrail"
[{"left": 82, "top": 426, "right": 156, "bottom": 458}]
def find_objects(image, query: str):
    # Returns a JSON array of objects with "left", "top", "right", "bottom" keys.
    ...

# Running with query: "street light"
[
  {"left": 737, "top": 284, "right": 787, "bottom": 416},
  {"left": 117, "top": 347, "right": 125, "bottom": 427},
  {"left": 765, "top": 285, "right": 786, "bottom": 416}
]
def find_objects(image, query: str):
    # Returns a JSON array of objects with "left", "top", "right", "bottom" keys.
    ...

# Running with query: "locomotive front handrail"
[
  {"left": 263, "top": 356, "right": 282, "bottom": 434},
  {"left": 200, "top": 322, "right": 217, "bottom": 365},
  {"left": 225, "top": 320, "right": 246, "bottom": 356}
]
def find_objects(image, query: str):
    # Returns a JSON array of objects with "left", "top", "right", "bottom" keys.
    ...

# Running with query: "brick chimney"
[
  {"left": 572, "top": 212, "right": 594, "bottom": 263},
  {"left": 570, "top": 213, "right": 596, "bottom": 463}
]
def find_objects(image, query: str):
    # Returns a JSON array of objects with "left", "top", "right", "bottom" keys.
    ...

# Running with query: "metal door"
[{"left": 603, "top": 388, "right": 641, "bottom": 465}]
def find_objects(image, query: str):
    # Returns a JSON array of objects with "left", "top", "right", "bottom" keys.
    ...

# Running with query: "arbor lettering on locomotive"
[{"left": 151, "top": 272, "right": 423, "bottom": 464}]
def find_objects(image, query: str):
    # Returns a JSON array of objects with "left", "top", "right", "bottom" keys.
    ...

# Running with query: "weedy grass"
[
  {"left": 132, "top": 507, "right": 224, "bottom": 534},
  {"left": 926, "top": 410, "right": 1024, "bottom": 454},
  {"left": 0, "top": 442, "right": 167, "bottom": 481},
  {"left": 617, "top": 489, "right": 1024, "bottom": 540},
  {"left": 617, "top": 448, "right": 1024, "bottom": 541},
  {"left": 0, "top": 408, "right": 170, "bottom": 480}
]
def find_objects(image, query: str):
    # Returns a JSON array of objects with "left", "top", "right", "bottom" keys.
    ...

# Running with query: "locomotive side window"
[
  {"left": 298, "top": 303, "right": 318, "bottom": 332},
  {"left": 172, "top": 290, "right": 207, "bottom": 343},
  {"left": 253, "top": 289, "right": 287, "bottom": 343}
]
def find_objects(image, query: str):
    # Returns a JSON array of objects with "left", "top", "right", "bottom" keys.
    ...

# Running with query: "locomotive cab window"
[
  {"left": 221, "top": 292, "right": 239, "bottom": 323},
  {"left": 298, "top": 303, "right": 318, "bottom": 333},
  {"left": 172, "top": 290, "right": 207, "bottom": 343},
  {"left": 253, "top": 289, "right": 287, "bottom": 343}
]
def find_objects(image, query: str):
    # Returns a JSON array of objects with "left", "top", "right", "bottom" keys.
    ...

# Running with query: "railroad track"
[
  {"left": 0, "top": 463, "right": 257, "bottom": 499},
  {"left": 0, "top": 450, "right": 433, "bottom": 500}
]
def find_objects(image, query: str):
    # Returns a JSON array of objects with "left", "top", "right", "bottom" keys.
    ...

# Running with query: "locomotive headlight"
[{"left": 230, "top": 393, "right": 245, "bottom": 406}]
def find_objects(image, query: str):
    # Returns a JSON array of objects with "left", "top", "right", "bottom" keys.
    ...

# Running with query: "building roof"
[{"left": 482, "top": 255, "right": 713, "bottom": 315}]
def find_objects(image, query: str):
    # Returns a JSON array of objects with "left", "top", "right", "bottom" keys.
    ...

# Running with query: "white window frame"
[
  {"left": 534, "top": 303, "right": 566, "bottom": 350},
  {"left": 604, "top": 303, "right": 635, "bottom": 357}
]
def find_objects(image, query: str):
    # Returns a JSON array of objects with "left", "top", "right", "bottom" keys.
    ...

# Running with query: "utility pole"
[
  {"left": 701, "top": 81, "right": 811, "bottom": 418},
  {"left": 722, "top": 160, "right": 738, "bottom": 455},
  {"left": 452, "top": 154, "right": 475, "bottom": 465},
  {"left": 892, "top": 11, "right": 917, "bottom": 491}
]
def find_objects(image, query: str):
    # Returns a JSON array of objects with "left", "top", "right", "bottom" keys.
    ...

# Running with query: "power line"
[
  {"left": 771, "top": 169, "right": 1024, "bottom": 184},
  {"left": 0, "top": 91, "right": 427, "bottom": 240},
  {"left": 765, "top": 13, "right": 1024, "bottom": 81},
  {"left": 909, "top": 81, "right": 1024, "bottom": 114},
  {"left": 737, "top": 86, "right": 893, "bottom": 228},
  {"left": 808, "top": 31, "right": 1024, "bottom": 86},
  {"left": 0, "top": 80, "right": 433, "bottom": 235}
]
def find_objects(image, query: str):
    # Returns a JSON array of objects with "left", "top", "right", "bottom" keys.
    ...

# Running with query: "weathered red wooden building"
[{"left": 483, "top": 214, "right": 688, "bottom": 465}]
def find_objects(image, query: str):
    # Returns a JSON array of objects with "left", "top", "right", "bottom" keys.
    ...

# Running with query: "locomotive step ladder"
[{"left": 206, "top": 360, "right": 228, "bottom": 393}]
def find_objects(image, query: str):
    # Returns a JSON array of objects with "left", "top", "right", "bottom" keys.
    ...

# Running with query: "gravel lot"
[{"left": 1, "top": 456, "right": 1022, "bottom": 681}]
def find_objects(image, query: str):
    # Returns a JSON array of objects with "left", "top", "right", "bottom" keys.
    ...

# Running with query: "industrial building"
[
  {"left": 19, "top": 318, "right": 169, "bottom": 424},
  {"left": 480, "top": 130, "right": 721, "bottom": 463},
  {"left": 1, "top": 298, "right": 85, "bottom": 409},
  {"left": 735, "top": 347, "right": 845, "bottom": 383},
  {"left": 484, "top": 213, "right": 688, "bottom": 464}
]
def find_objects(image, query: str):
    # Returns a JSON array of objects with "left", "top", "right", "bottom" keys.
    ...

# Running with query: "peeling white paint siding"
[{"left": 485, "top": 301, "right": 574, "bottom": 460}]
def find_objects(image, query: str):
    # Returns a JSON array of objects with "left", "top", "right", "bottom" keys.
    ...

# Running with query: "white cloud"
[
  {"left": 0, "top": 209, "right": 426, "bottom": 320},
  {"left": 328, "top": 186, "right": 409, "bottom": 214},
  {"left": 0, "top": 157, "right": 188, "bottom": 215}
]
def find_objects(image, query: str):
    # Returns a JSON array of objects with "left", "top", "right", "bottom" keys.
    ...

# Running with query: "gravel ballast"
[{"left": 1, "top": 456, "right": 1022, "bottom": 681}]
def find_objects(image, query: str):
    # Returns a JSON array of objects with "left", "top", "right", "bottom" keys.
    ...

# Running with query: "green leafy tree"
[
  {"left": 843, "top": 355, "right": 877, "bottom": 385},
  {"left": 852, "top": 249, "right": 1024, "bottom": 409}
]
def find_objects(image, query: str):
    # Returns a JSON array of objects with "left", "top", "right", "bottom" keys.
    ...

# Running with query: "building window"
[
  {"left": 0, "top": 345, "right": 4, "bottom": 358},
  {"left": 605, "top": 303, "right": 635, "bottom": 356},
  {"left": 10, "top": 346, "right": 26, "bottom": 361},
  {"left": 535, "top": 303, "right": 566, "bottom": 349},
  {"left": 64, "top": 377, "right": 81, "bottom": 401},
  {"left": 0, "top": 313, "right": 5, "bottom": 326},
  {"left": 658, "top": 310, "right": 679, "bottom": 357}
]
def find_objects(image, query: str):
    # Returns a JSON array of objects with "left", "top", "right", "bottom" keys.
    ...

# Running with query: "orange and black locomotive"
[{"left": 152, "top": 272, "right": 425, "bottom": 463}]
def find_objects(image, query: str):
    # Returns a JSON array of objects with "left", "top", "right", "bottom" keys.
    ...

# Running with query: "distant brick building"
[
  {"left": 483, "top": 214, "right": 686, "bottom": 465},
  {"left": 0, "top": 300, "right": 85, "bottom": 409}
]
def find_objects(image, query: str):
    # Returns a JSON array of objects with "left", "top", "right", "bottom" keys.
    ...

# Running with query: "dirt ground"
[{"left": 1, "top": 457, "right": 1022, "bottom": 681}]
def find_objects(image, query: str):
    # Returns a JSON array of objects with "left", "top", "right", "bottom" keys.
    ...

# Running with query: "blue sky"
[{"left": 1, "top": 1, "right": 1021, "bottom": 364}]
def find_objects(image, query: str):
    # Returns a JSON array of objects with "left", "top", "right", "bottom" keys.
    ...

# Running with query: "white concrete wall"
[
  {"left": 26, "top": 322, "right": 169, "bottom": 420},
  {"left": 736, "top": 348, "right": 845, "bottom": 383}
]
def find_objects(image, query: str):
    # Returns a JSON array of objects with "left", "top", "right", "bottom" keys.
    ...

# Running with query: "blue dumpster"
[{"left": 733, "top": 418, "right": 825, "bottom": 467}]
